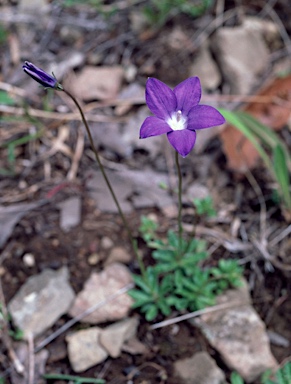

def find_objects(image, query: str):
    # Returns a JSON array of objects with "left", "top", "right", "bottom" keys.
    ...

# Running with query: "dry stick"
[
  {"left": 0, "top": 277, "right": 25, "bottom": 374},
  {"left": 67, "top": 124, "right": 85, "bottom": 180},
  {"left": 150, "top": 300, "right": 249, "bottom": 330},
  {"left": 269, "top": 224, "right": 291, "bottom": 247},
  {"left": 0, "top": 105, "right": 126, "bottom": 123},
  {"left": 27, "top": 332, "right": 35, "bottom": 384},
  {"left": 34, "top": 283, "right": 134, "bottom": 352}
]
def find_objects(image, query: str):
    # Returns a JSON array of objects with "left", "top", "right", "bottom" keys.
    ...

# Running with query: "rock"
[
  {"left": 243, "top": 17, "right": 279, "bottom": 45},
  {"left": 65, "top": 66, "right": 124, "bottom": 101},
  {"left": 66, "top": 327, "right": 108, "bottom": 372},
  {"left": 100, "top": 317, "right": 139, "bottom": 358},
  {"left": 101, "top": 236, "right": 114, "bottom": 250},
  {"left": 69, "top": 263, "right": 133, "bottom": 324},
  {"left": 22, "top": 253, "right": 35, "bottom": 267},
  {"left": 18, "top": 0, "right": 48, "bottom": 13},
  {"left": 191, "top": 280, "right": 278, "bottom": 382},
  {"left": 8, "top": 267, "right": 75, "bottom": 339},
  {"left": 105, "top": 246, "right": 132, "bottom": 266},
  {"left": 174, "top": 351, "right": 225, "bottom": 384},
  {"left": 190, "top": 43, "right": 221, "bottom": 90},
  {"left": 58, "top": 196, "right": 81, "bottom": 232},
  {"left": 122, "top": 336, "right": 149, "bottom": 355},
  {"left": 211, "top": 24, "right": 269, "bottom": 94}
]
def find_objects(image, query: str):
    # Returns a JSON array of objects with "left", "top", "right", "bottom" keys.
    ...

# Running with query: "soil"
[{"left": 1, "top": 1, "right": 291, "bottom": 383}]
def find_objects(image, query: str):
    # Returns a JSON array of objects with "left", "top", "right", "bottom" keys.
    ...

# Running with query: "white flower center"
[{"left": 167, "top": 110, "right": 187, "bottom": 131}]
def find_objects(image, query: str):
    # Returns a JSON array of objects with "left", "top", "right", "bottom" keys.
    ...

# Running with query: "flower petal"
[
  {"left": 145, "top": 78, "right": 177, "bottom": 120},
  {"left": 23, "top": 61, "right": 57, "bottom": 88},
  {"left": 187, "top": 105, "right": 225, "bottom": 130},
  {"left": 167, "top": 130, "right": 196, "bottom": 157},
  {"left": 173, "top": 77, "right": 201, "bottom": 115},
  {"left": 140, "top": 116, "right": 172, "bottom": 138}
]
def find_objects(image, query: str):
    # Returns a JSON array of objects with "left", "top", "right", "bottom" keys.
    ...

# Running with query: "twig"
[
  {"left": 0, "top": 105, "right": 126, "bottom": 124},
  {"left": 34, "top": 283, "right": 134, "bottom": 352},
  {"left": 0, "top": 277, "right": 25, "bottom": 374},
  {"left": 67, "top": 125, "right": 85, "bottom": 181},
  {"left": 27, "top": 332, "right": 35, "bottom": 384},
  {"left": 150, "top": 300, "right": 249, "bottom": 330},
  {"left": 269, "top": 225, "right": 291, "bottom": 247}
]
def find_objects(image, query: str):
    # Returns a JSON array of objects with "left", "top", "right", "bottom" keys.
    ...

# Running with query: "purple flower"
[
  {"left": 140, "top": 77, "right": 225, "bottom": 157},
  {"left": 22, "top": 61, "right": 62, "bottom": 90}
]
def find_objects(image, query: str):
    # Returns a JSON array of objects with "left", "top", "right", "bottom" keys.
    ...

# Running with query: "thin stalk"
[
  {"left": 63, "top": 89, "right": 146, "bottom": 278},
  {"left": 175, "top": 151, "right": 183, "bottom": 253}
]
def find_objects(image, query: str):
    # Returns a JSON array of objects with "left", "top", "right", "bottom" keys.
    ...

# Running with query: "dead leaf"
[{"left": 220, "top": 76, "right": 291, "bottom": 172}]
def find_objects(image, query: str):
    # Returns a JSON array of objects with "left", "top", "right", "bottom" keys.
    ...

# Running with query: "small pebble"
[
  {"left": 87, "top": 253, "right": 100, "bottom": 265},
  {"left": 23, "top": 253, "right": 35, "bottom": 267},
  {"left": 101, "top": 236, "right": 114, "bottom": 250}
]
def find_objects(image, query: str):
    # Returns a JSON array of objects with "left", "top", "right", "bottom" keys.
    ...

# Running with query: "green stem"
[
  {"left": 63, "top": 90, "right": 146, "bottom": 278},
  {"left": 175, "top": 151, "right": 183, "bottom": 253}
]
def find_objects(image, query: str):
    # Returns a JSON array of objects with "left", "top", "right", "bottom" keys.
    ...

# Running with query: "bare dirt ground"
[{"left": 1, "top": 0, "right": 291, "bottom": 383}]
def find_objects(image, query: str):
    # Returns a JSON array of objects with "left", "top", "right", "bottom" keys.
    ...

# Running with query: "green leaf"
[
  {"left": 230, "top": 371, "right": 245, "bottom": 384},
  {"left": 0, "top": 90, "right": 15, "bottom": 105},
  {"left": 273, "top": 144, "right": 291, "bottom": 209},
  {"left": 144, "top": 303, "right": 158, "bottom": 321},
  {"left": 128, "top": 289, "right": 152, "bottom": 307}
]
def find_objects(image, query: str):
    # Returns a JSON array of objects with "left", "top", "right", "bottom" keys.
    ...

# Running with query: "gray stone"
[
  {"left": 58, "top": 196, "right": 82, "bottom": 232},
  {"left": 174, "top": 351, "right": 225, "bottom": 384},
  {"left": 69, "top": 263, "right": 133, "bottom": 324},
  {"left": 8, "top": 267, "right": 75, "bottom": 339},
  {"left": 100, "top": 317, "right": 139, "bottom": 358},
  {"left": 191, "top": 280, "right": 278, "bottom": 382},
  {"left": 66, "top": 327, "right": 108, "bottom": 372},
  {"left": 18, "top": 0, "right": 48, "bottom": 13},
  {"left": 211, "top": 25, "right": 269, "bottom": 94},
  {"left": 190, "top": 43, "right": 221, "bottom": 90}
]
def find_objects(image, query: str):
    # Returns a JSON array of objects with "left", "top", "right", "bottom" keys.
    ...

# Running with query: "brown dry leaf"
[
  {"left": 220, "top": 76, "right": 291, "bottom": 172},
  {"left": 64, "top": 66, "right": 124, "bottom": 101}
]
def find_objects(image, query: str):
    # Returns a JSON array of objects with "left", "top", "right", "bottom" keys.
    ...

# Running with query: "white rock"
[
  {"left": 66, "top": 327, "right": 108, "bottom": 372},
  {"left": 191, "top": 280, "right": 278, "bottom": 382},
  {"left": 100, "top": 317, "right": 139, "bottom": 358},
  {"left": 101, "top": 236, "right": 114, "bottom": 249},
  {"left": 22, "top": 253, "right": 35, "bottom": 267},
  {"left": 8, "top": 267, "right": 75, "bottom": 339},
  {"left": 190, "top": 43, "right": 221, "bottom": 90},
  {"left": 69, "top": 263, "right": 133, "bottom": 324},
  {"left": 174, "top": 351, "right": 225, "bottom": 384},
  {"left": 211, "top": 25, "right": 269, "bottom": 94}
]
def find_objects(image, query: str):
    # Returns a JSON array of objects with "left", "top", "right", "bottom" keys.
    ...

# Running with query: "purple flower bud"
[
  {"left": 140, "top": 77, "right": 225, "bottom": 157},
  {"left": 22, "top": 61, "right": 62, "bottom": 90}
]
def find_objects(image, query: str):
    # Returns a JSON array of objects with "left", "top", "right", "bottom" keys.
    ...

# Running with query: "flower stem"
[
  {"left": 175, "top": 151, "right": 183, "bottom": 252},
  {"left": 63, "top": 90, "right": 146, "bottom": 278}
]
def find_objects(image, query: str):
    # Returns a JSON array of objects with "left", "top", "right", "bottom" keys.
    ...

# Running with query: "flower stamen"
[{"left": 167, "top": 110, "right": 187, "bottom": 131}]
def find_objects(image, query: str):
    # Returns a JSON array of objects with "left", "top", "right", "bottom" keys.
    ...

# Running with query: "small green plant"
[
  {"left": 43, "top": 373, "right": 105, "bottom": 383},
  {"left": 129, "top": 216, "right": 243, "bottom": 321},
  {"left": 220, "top": 109, "right": 291, "bottom": 214},
  {"left": 193, "top": 195, "right": 217, "bottom": 217},
  {"left": 143, "top": 0, "right": 214, "bottom": 27},
  {"left": 0, "top": 304, "right": 24, "bottom": 341},
  {"left": 228, "top": 363, "right": 291, "bottom": 384}
]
